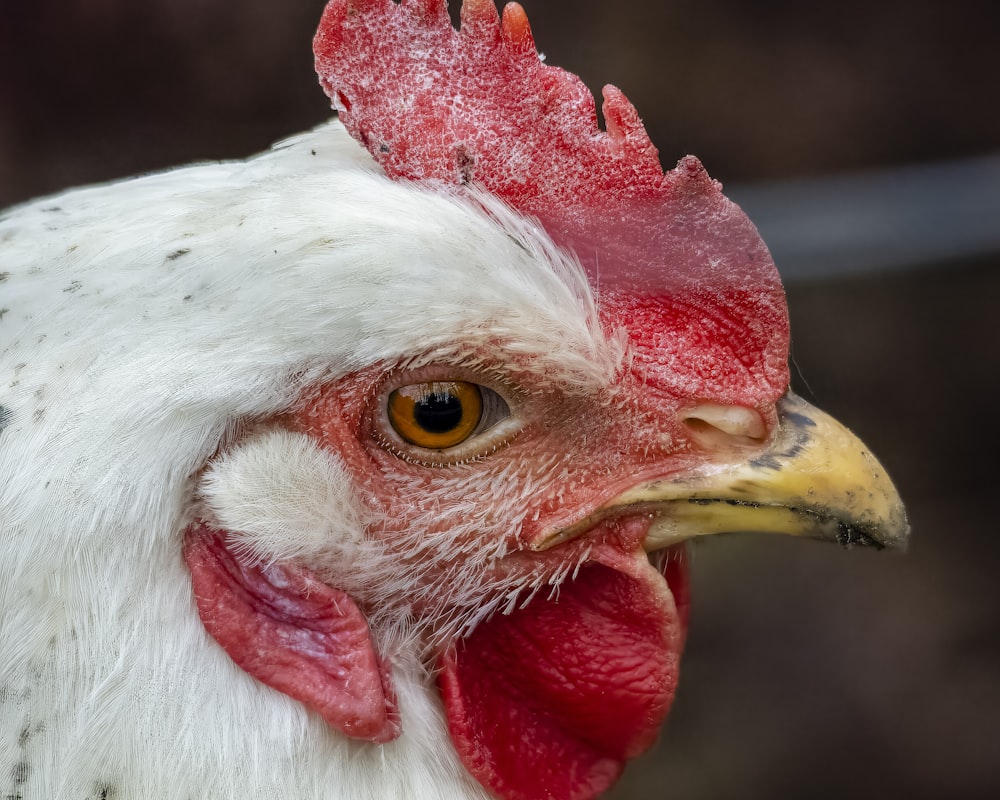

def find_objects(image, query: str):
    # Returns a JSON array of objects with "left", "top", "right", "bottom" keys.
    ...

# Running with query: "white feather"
[
  {"left": 0, "top": 120, "right": 619, "bottom": 798},
  {"left": 198, "top": 428, "right": 369, "bottom": 566}
]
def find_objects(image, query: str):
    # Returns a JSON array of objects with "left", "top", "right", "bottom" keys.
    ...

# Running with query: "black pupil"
[{"left": 414, "top": 391, "right": 464, "bottom": 434}]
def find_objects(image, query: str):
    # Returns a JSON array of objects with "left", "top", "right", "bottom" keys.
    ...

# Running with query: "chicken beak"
[{"left": 555, "top": 393, "right": 909, "bottom": 552}]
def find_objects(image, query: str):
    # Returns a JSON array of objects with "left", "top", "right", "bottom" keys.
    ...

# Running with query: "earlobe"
[
  {"left": 183, "top": 523, "right": 400, "bottom": 743},
  {"left": 197, "top": 427, "right": 368, "bottom": 565}
]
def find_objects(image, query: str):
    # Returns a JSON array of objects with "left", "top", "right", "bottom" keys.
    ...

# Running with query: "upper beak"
[{"left": 548, "top": 393, "right": 909, "bottom": 552}]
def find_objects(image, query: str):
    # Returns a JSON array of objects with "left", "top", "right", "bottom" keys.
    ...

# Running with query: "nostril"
[{"left": 678, "top": 403, "right": 768, "bottom": 449}]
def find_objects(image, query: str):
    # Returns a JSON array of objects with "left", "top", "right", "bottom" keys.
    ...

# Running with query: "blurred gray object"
[{"left": 731, "top": 154, "right": 1000, "bottom": 280}]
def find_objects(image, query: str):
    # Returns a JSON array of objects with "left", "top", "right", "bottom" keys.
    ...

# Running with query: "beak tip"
[{"left": 833, "top": 493, "right": 909, "bottom": 551}]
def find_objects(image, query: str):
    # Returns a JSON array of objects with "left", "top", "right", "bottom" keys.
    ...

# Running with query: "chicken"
[{"left": 0, "top": 1, "right": 907, "bottom": 798}]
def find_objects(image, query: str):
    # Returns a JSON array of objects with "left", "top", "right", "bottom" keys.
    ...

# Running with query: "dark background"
[{"left": 2, "top": 2, "right": 998, "bottom": 797}]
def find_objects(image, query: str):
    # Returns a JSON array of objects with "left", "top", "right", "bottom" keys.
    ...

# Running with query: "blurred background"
[{"left": 2, "top": 1, "right": 998, "bottom": 797}]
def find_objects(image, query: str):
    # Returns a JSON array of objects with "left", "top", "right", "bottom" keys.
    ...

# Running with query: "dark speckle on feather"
[
  {"left": 95, "top": 783, "right": 118, "bottom": 800},
  {"left": 166, "top": 248, "right": 191, "bottom": 261},
  {"left": 62, "top": 281, "right": 82, "bottom": 293},
  {"left": 0, "top": 272, "right": 9, "bottom": 283},
  {"left": 16, "top": 725, "right": 33, "bottom": 748},
  {"left": 9, "top": 763, "right": 28, "bottom": 786},
  {"left": 0, "top": 406, "right": 13, "bottom": 432}
]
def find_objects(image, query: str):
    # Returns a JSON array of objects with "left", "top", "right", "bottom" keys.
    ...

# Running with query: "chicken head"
[{"left": 0, "top": 2, "right": 907, "bottom": 799}]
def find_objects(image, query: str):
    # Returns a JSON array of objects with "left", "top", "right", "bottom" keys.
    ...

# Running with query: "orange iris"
[{"left": 387, "top": 381, "right": 484, "bottom": 449}]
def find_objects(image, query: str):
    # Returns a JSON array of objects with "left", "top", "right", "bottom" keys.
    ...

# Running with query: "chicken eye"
[{"left": 387, "top": 381, "right": 487, "bottom": 449}]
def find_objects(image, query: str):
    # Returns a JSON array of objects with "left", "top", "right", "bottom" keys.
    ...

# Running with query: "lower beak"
[{"left": 566, "top": 393, "right": 908, "bottom": 551}]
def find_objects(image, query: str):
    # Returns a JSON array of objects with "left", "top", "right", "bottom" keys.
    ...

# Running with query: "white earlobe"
[{"left": 198, "top": 428, "right": 368, "bottom": 565}]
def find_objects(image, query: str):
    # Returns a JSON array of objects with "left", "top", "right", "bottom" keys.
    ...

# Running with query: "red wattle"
[{"left": 439, "top": 547, "right": 687, "bottom": 800}]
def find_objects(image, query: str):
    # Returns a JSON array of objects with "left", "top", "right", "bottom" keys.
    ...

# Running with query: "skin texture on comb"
[
  {"left": 313, "top": 0, "right": 784, "bottom": 293},
  {"left": 313, "top": 0, "right": 789, "bottom": 405}
]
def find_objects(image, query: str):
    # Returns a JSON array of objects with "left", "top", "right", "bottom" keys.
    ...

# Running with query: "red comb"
[{"left": 313, "top": 0, "right": 783, "bottom": 299}]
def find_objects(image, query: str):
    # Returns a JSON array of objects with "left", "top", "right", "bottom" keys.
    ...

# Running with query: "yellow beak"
[{"left": 555, "top": 393, "right": 909, "bottom": 551}]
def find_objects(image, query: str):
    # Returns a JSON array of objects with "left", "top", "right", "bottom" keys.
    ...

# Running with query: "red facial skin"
[{"left": 185, "top": 287, "right": 785, "bottom": 799}]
